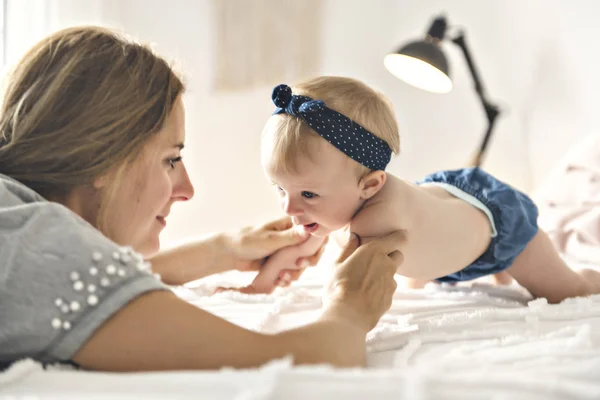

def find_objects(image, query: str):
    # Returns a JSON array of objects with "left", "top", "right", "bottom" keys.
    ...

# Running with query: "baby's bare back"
[{"left": 350, "top": 174, "right": 493, "bottom": 280}]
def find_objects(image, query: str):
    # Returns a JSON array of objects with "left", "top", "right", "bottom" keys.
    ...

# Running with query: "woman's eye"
[
  {"left": 168, "top": 156, "right": 182, "bottom": 169},
  {"left": 302, "top": 191, "right": 317, "bottom": 199}
]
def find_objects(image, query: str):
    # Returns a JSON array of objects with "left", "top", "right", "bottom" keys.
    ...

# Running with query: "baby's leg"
[
  {"left": 507, "top": 230, "right": 600, "bottom": 303},
  {"left": 406, "top": 273, "right": 511, "bottom": 289},
  {"left": 492, "top": 271, "right": 513, "bottom": 285},
  {"left": 404, "top": 278, "right": 430, "bottom": 289}
]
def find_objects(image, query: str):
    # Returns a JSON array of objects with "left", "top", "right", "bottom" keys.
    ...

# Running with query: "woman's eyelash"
[{"left": 168, "top": 156, "right": 182, "bottom": 169}]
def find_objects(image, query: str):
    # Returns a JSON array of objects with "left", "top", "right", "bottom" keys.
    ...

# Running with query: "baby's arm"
[{"left": 219, "top": 235, "right": 327, "bottom": 294}]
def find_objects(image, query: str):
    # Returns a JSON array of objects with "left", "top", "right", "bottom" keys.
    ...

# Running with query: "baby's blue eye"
[{"left": 302, "top": 191, "right": 317, "bottom": 199}]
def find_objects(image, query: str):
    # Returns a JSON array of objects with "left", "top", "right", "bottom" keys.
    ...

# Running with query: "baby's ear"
[{"left": 359, "top": 170, "right": 387, "bottom": 199}]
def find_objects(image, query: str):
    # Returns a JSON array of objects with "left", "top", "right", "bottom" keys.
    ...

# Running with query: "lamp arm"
[{"left": 451, "top": 32, "right": 500, "bottom": 167}]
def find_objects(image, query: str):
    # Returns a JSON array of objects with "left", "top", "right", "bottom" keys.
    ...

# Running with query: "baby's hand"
[{"left": 216, "top": 235, "right": 327, "bottom": 294}]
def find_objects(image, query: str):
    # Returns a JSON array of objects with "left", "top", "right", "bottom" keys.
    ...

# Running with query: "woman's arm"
[
  {"left": 150, "top": 233, "right": 232, "bottom": 285},
  {"left": 72, "top": 290, "right": 368, "bottom": 370},
  {"left": 150, "top": 216, "right": 311, "bottom": 285},
  {"left": 73, "top": 232, "right": 403, "bottom": 371}
]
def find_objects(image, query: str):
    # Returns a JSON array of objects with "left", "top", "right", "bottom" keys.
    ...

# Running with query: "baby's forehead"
[
  {"left": 274, "top": 146, "right": 344, "bottom": 171},
  {"left": 268, "top": 153, "right": 356, "bottom": 185}
]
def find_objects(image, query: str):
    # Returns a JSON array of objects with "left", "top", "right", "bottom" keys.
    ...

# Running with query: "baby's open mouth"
[{"left": 303, "top": 222, "right": 319, "bottom": 233}]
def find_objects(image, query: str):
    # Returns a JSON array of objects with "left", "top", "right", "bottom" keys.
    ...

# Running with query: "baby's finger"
[
  {"left": 388, "top": 250, "right": 404, "bottom": 267},
  {"left": 282, "top": 269, "right": 305, "bottom": 282},
  {"left": 295, "top": 257, "right": 310, "bottom": 268},
  {"left": 278, "top": 279, "right": 291, "bottom": 288}
]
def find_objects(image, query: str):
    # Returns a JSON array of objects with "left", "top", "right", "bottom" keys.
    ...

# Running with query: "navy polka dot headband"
[{"left": 271, "top": 84, "right": 392, "bottom": 171}]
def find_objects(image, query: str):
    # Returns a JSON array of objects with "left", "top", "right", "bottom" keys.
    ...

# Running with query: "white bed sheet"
[{"left": 2, "top": 248, "right": 600, "bottom": 399}]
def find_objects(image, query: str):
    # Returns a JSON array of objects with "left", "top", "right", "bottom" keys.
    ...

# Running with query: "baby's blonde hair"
[{"left": 262, "top": 76, "right": 400, "bottom": 176}]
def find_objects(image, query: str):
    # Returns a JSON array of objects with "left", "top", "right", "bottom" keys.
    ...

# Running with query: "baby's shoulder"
[
  {"left": 365, "top": 173, "right": 417, "bottom": 211},
  {"left": 351, "top": 177, "right": 411, "bottom": 239}
]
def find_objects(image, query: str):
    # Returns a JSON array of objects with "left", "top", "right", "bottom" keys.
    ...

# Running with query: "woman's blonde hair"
[
  {"left": 262, "top": 76, "right": 400, "bottom": 176},
  {"left": 0, "top": 26, "right": 184, "bottom": 202}
]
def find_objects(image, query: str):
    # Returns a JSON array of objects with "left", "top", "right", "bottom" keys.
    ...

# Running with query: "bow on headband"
[{"left": 271, "top": 84, "right": 391, "bottom": 171}]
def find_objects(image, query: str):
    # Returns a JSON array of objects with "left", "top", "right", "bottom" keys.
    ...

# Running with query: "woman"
[{"left": 0, "top": 26, "right": 402, "bottom": 371}]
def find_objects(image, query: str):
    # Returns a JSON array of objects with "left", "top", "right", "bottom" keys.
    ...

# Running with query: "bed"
[{"left": 2, "top": 244, "right": 600, "bottom": 399}]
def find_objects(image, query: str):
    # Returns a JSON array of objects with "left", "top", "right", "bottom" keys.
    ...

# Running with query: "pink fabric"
[{"left": 535, "top": 133, "right": 600, "bottom": 263}]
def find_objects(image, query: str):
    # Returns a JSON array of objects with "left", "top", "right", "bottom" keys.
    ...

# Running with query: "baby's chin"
[
  {"left": 309, "top": 224, "right": 339, "bottom": 238},
  {"left": 310, "top": 230, "right": 330, "bottom": 238}
]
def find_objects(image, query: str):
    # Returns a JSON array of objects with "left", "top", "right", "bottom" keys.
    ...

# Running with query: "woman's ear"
[
  {"left": 93, "top": 174, "right": 108, "bottom": 190},
  {"left": 359, "top": 170, "right": 387, "bottom": 199},
  {"left": 93, "top": 163, "right": 122, "bottom": 190}
]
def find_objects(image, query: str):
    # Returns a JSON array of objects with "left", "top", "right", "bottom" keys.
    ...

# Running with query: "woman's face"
[{"left": 97, "top": 96, "right": 194, "bottom": 256}]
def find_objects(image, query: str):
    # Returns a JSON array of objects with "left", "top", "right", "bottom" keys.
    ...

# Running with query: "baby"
[{"left": 228, "top": 76, "right": 600, "bottom": 303}]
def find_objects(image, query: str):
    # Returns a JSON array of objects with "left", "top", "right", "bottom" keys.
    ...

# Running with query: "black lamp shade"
[
  {"left": 384, "top": 40, "right": 453, "bottom": 93},
  {"left": 399, "top": 41, "right": 449, "bottom": 75}
]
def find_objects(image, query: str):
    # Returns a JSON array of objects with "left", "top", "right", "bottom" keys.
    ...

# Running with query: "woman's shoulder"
[
  {"left": 0, "top": 173, "right": 46, "bottom": 205},
  {"left": 0, "top": 173, "right": 168, "bottom": 368},
  {"left": 0, "top": 173, "right": 91, "bottom": 240}
]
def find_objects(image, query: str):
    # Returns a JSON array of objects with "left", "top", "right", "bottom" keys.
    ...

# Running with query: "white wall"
[
  {"left": 5, "top": 0, "right": 600, "bottom": 247},
  {"left": 5, "top": 0, "right": 104, "bottom": 65}
]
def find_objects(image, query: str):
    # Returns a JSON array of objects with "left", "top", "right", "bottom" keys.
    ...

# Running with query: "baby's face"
[{"left": 264, "top": 138, "right": 365, "bottom": 237}]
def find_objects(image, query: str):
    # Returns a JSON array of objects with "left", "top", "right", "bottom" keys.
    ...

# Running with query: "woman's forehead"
[{"left": 154, "top": 98, "right": 186, "bottom": 147}]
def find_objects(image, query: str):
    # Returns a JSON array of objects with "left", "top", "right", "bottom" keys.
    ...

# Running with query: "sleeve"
[{"left": 0, "top": 201, "right": 170, "bottom": 365}]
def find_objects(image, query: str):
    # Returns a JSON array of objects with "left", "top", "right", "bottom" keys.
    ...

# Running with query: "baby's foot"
[
  {"left": 578, "top": 269, "right": 600, "bottom": 295},
  {"left": 405, "top": 278, "right": 432, "bottom": 289}
]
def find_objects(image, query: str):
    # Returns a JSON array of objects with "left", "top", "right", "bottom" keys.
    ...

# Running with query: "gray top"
[{"left": 0, "top": 174, "right": 169, "bottom": 368}]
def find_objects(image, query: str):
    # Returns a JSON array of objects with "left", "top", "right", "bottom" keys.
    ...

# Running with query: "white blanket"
[{"left": 2, "top": 250, "right": 600, "bottom": 399}]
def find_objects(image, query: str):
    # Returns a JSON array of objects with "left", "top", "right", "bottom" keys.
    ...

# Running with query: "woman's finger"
[
  {"left": 263, "top": 223, "right": 309, "bottom": 251},
  {"left": 364, "top": 230, "right": 405, "bottom": 255},
  {"left": 262, "top": 215, "right": 293, "bottom": 232}
]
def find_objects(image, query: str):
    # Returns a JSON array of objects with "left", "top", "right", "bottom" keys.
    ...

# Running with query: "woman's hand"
[
  {"left": 322, "top": 231, "right": 404, "bottom": 332},
  {"left": 276, "top": 235, "right": 329, "bottom": 288},
  {"left": 217, "top": 234, "right": 329, "bottom": 294},
  {"left": 151, "top": 216, "right": 314, "bottom": 286},
  {"left": 227, "top": 216, "right": 311, "bottom": 272}
]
